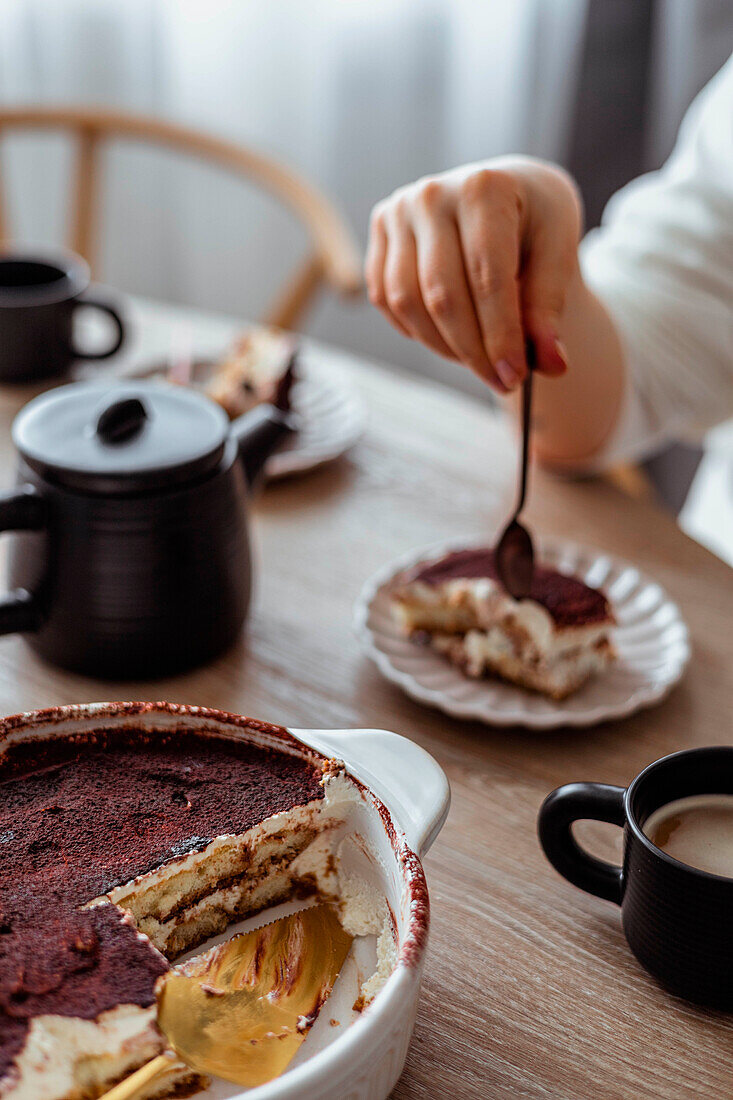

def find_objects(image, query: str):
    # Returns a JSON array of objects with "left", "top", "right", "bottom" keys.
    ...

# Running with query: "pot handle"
[
  {"left": 290, "top": 727, "right": 450, "bottom": 856},
  {"left": 0, "top": 487, "right": 47, "bottom": 635}
]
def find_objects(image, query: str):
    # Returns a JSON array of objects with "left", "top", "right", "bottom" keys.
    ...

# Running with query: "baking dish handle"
[{"left": 290, "top": 727, "right": 450, "bottom": 857}]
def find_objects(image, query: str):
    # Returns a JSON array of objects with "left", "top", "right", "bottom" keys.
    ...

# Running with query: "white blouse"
[{"left": 579, "top": 53, "right": 733, "bottom": 470}]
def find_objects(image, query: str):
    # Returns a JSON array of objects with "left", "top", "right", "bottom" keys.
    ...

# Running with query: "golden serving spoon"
[{"left": 101, "top": 905, "right": 353, "bottom": 1100}]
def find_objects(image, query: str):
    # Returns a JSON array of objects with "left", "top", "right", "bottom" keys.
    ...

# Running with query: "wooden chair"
[{"left": 0, "top": 106, "right": 363, "bottom": 331}]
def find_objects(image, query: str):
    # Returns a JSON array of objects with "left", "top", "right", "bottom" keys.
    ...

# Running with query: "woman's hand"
[{"left": 365, "top": 157, "right": 583, "bottom": 393}]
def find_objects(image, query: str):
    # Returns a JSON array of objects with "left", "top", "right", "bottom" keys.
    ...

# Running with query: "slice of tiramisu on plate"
[
  {"left": 390, "top": 547, "right": 615, "bottom": 699},
  {"left": 204, "top": 327, "right": 297, "bottom": 419}
]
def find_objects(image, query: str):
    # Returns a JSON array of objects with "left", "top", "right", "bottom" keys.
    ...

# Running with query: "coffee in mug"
[{"left": 644, "top": 794, "right": 733, "bottom": 877}]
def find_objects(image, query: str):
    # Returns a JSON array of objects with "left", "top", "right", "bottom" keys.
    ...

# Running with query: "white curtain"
[
  {"left": 0, "top": 0, "right": 725, "bottom": 387},
  {"left": 0, "top": 0, "right": 588, "bottom": 384}
]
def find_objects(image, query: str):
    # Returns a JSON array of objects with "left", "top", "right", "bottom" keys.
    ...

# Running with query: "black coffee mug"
[
  {"left": 0, "top": 251, "right": 125, "bottom": 383},
  {"left": 538, "top": 747, "right": 733, "bottom": 1009}
]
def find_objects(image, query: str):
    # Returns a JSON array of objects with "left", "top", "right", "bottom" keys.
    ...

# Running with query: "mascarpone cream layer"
[{"left": 394, "top": 576, "right": 611, "bottom": 660}]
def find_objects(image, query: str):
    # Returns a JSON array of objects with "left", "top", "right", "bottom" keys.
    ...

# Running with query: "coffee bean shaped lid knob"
[
  {"left": 12, "top": 380, "right": 230, "bottom": 494},
  {"left": 95, "top": 396, "right": 148, "bottom": 444}
]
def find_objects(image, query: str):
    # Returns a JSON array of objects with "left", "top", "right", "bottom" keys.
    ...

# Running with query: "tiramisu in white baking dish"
[{"left": 0, "top": 703, "right": 448, "bottom": 1100}]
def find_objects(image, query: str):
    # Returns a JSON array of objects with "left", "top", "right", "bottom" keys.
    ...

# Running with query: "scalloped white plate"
[
  {"left": 265, "top": 370, "right": 365, "bottom": 480},
  {"left": 354, "top": 537, "right": 691, "bottom": 729}
]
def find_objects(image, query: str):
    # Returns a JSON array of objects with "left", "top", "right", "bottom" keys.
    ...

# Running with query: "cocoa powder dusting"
[{"left": 406, "top": 547, "right": 612, "bottom": 627}]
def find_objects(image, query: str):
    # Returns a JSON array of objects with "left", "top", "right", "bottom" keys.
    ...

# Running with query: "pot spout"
[{"left": 230, "top": 404, "right": 295, "bottom": 486}]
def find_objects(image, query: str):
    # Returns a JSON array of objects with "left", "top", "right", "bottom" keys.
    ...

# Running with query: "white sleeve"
[{"left": 578, "top": 53, "right": 733, "bottom": 471}]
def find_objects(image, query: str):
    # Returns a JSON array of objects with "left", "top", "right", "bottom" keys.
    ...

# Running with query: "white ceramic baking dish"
[{"left": 0, "top": 702, "right": 450, "bottom": 1100}]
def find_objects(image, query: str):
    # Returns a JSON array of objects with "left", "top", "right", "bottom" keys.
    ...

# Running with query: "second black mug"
[
  {"left": 538, "top": 747, "right": 733, "bottom": 1010},
  {"left": 0, "top": 250, "right": 125, "bottom": 383}
]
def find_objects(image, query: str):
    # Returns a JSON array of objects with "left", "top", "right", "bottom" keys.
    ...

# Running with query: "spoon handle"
[
  {"left": 98, "top": 1052, "right": 183, "bottom": 1100},
  {"left": 515, "top": 341, "right": 536, "bottom": 517}
]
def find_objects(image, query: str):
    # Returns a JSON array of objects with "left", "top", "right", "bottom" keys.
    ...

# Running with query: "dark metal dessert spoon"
[{"left": 495, "top": 342, "right": 536, "bottom": 600}]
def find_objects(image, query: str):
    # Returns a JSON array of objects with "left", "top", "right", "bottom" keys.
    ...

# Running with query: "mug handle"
[
  {"left": 70, "top": 292, "right": 126, "bottom": 361},
  {"left": 0, "top": 487, "right": 47, "bottom": 634},
  {"left": 538, "top": 782, "right": 626, "bottom": 904}
]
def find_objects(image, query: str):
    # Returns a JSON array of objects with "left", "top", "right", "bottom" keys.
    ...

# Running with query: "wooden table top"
[{"left": 0, "top": 301, "right": 731, "bottom": 1099}]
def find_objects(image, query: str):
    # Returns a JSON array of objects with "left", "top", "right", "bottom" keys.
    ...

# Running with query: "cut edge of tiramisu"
[{"left": 390, "top": 546, "right": 615, "bottom": 700}]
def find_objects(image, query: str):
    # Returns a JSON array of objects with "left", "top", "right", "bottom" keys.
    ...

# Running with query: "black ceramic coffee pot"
[{"left": 0, "top": 380, "right": 293, "bottom": 679}]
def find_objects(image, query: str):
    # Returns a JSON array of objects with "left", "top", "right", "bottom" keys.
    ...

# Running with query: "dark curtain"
[{"left": 565, "top": 0, "right": 731, "bottom": 510}]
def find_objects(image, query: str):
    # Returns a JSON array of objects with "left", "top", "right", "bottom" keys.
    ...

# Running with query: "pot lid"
[{"left": 12, "top": 380, "right": 230, "bottom": 494}]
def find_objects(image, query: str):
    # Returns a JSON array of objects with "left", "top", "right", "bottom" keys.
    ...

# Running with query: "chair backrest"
[{"left": 0, "top": 106, "right": 362, "bottom": 330}]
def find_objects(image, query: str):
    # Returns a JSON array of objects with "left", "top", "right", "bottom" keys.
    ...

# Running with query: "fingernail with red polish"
[
  {"left": 495, "top": 359, "right": 520, "bottom": 390},
  {"left": 554, "top": 339, "right": 569, "bottom": 371}
]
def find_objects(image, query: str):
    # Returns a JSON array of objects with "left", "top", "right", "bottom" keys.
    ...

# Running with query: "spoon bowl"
[
  {"left": 494, "top": 520, "right": 535, "bottom": 600},
  {"left": 101, "top": 905, "right": 353, "bottom": 1099}
]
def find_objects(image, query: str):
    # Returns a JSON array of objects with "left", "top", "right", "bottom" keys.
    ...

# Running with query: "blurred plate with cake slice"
[
  {"left": 130, "top": 326, "right": 365, "bottom": 480},
  {"left": 355, "top": 536, "right": 690, "bottom": 729}
]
